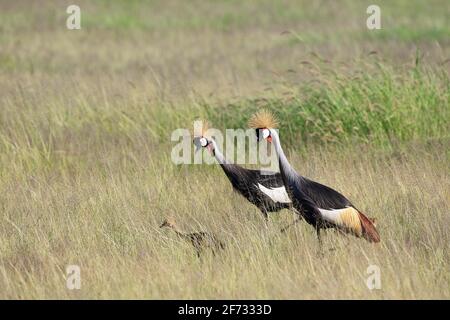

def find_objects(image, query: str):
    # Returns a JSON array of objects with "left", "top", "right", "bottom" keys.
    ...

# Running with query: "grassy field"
[{"left": 0, "top": 0, "right": 449, "bottom": 299}]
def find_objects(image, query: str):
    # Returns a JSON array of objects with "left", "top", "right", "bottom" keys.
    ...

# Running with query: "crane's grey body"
[{"left": 199, "top": 138, "right": 292, "bottom": 220}]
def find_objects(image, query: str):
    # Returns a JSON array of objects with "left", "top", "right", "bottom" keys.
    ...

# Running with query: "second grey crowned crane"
[
  {"left": 193, "top": 122, "right": 296, "bottom": 223},
  {"left": 249, "top": 110, "right": 380, "bottom": 243}
]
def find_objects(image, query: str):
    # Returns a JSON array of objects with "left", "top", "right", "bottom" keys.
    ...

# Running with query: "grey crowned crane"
[
  {"left": 160, "top": 217, "right": 225, "bottom": 258},
  {"left": 193, "top": 122, "right": 295, "bottom": 223},
  {"left": 249, "top": 110, "right": 380, "bottom": 243}
]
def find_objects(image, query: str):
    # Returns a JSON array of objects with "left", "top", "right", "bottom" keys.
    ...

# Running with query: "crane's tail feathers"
[{"left": 358, "top": 211, "right": 380, "bottom": 243}]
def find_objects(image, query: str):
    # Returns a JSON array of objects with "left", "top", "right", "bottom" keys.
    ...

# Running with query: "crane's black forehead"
[
  {"left": 255, "top": 128, "right": 264, "bottom": 138},
  {"left": 193, "top": 136, "right": 203, "bottom": 147}
]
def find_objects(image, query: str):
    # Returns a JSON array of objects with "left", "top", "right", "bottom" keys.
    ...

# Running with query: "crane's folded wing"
[{"left": 256, "top": 183, "right": 291, "bottom": 203}]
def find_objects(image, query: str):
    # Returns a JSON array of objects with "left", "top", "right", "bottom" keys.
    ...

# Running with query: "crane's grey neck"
[
  {"left": 210, "top": 140, "right": 229, "bottom": 165},
  {"left": 270, "top": 129, "right": 298, "bottom": 181}
]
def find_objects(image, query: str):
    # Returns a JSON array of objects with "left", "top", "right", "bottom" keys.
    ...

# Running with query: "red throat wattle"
[{"left": 267, "top": 136, "right": 272, "bottom": 143}]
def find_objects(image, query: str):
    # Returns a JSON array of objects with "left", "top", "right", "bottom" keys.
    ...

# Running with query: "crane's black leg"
[
  {"left": 316, "top": 228, "right": 322, "bottom": 245},
  {"left": 281, "top": 208, "right": 303, "bottom": 233},
  {"left": 316, "top": 227, "right": 336, "bottom": 254},
  {"left": 262, "top": 210, "right": 269, "bottom": 227},
  {"left": 280, "top": 216, "right": 302, "bottom": 233},
  {"left": 335, "top": 229, "right": 350, "bottom": 248},
  {"left": 316, "top": 227, "right": 325, "bottom": 256}
]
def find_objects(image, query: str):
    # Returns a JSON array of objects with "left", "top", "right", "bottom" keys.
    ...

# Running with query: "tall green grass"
[
  {"left": 206, "top": 65, "right": 449, "bottom": 147},
  {"left": 1, "top": 64, "right": 447, "bottom": 175}
]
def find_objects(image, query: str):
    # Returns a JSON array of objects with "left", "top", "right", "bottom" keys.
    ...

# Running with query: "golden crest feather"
[
  {"left": 248, "top": 110, "right": 279, "bottom": 129},
  {"left": 192, "top": 119, "right": 211, "bottom": 139}
]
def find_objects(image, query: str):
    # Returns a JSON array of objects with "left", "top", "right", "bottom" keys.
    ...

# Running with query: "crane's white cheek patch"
[
  {"left": 257, "top": 183, "right": 291, "bottom": 203},
  {"left": 319, "top": 207, "right": 362, "bottom": 235}
]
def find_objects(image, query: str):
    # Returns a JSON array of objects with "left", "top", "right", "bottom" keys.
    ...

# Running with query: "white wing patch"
[
  {"left": 318, "top": 207, "right": 362, "bottom": 235},
  {"left": 257, "top": 183, "right": 291, "bottom": 203}
]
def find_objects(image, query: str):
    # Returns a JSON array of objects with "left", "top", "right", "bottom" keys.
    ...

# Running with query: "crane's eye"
[
  {"left": 199, "top": 137, "right": 208, "bottom": 147},
  {"left": 262, "top": 129, "right": 270, "bottom": 139}
]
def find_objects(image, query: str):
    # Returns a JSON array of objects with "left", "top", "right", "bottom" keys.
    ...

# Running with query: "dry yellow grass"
[{"left": 1, "top": 141, "right": 449, "bottom": 299}]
